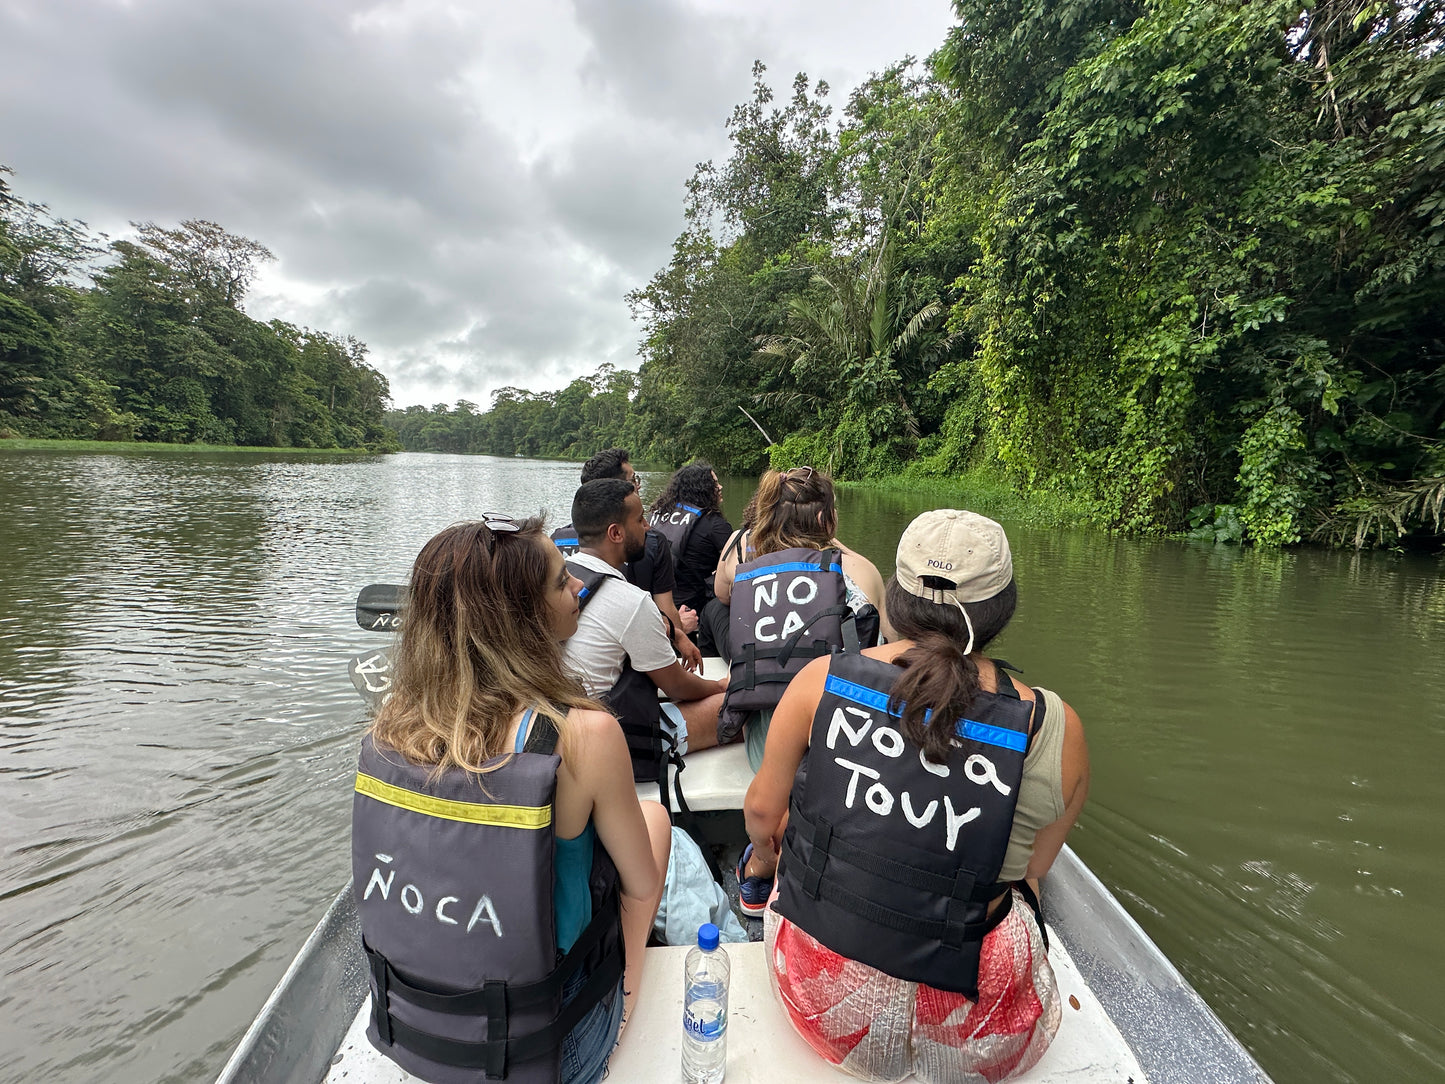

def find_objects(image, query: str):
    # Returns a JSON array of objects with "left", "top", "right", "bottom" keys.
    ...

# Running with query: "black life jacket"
[
  {"left": 647, "top": 502, "right": 702, "bottom": 566},
  {"left": 775, "top": 652, "right": 1042, "bottom": 999},
  {"left": 565, "top": 560, "right": 670, "bottom": 795},
  {"left": 549, "top": 525, "right": 580, "bottom": 558},
  {"left": 716, "top": 548, "right": 859, "bottom": 742},
  {"left": 352, "top": 720, "right": 624, "bottom": 1083}
]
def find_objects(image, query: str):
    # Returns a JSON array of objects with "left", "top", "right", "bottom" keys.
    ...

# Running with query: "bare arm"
[
  {"left": 1024, "top": 700, "right": 1090, "bottom": 882},
  {"left": 713, "top": 529, "right": 746, "bottom": 604},
  {"left": 744, "top": 655, "right": 825, "bottom": 862},
  {"left": 645, "top": 661, "right": 728, "bottom": 703},
  {"left": 652, "top": 590, "right": 701, "bottom": 671},
  {"left": 570, "top": 709, "right": 661, "bottom": 902}
]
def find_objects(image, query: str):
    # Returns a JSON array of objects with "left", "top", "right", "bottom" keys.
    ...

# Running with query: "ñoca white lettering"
[
  {"left": 365, "top": 865, "right": 395, "bottom": 901},
  {"left": 756, "top": 616, "right": 778, "bottom": 642},
  {"left": 467, "top": 896, "right": 504, "bottom": 937},
  {"left": 827, "top": 706, "right": 873, "bottom": 751},
  {"left": 965, "top": 754, "right": 1010, "bottom": 796},
  {"left": 872, "top": 725, "right": 904, "bottom": 758},
  {"left": 401, "top": 884, "right": 424, "bottom": 914},
  {"left": 753, "top": 577, "right": 779, "bottom": 610},
  {"left": 780, "top": 611, "right": 805, "bottom": 638},
  {"left": 436, "top": 896, "right": 460, "bottom": 924},
  {"left": 786, "top": 577, "right": 818, "bottom": 606}
]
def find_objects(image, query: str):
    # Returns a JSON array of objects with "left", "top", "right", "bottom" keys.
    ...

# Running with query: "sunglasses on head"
[
  {"left": 784, "top": 466, "right": 815, "bottom": 482},
  {"left": 479, "top": 513, "right": 521, "bottom": 549}
]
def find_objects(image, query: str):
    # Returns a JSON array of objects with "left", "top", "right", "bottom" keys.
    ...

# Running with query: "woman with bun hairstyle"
[
  {"left": 743, "top": 510, "right": 1089, "bottom": 1083},
  {"left": 352, "top": 517, "right": 672, "bottom": 1084}
]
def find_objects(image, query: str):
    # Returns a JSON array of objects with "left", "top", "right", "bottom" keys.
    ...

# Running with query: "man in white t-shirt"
[{"left": 562, "top": 478, "right": 727, "bottom": 754}]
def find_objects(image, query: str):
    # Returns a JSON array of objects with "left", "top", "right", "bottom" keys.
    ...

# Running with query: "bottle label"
[{"left": 684, "top": 1005, "right": 726, "bottom": 1041}]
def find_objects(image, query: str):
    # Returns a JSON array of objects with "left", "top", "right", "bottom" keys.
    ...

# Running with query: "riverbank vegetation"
[
  {"left": 393, "top": 1, "right": 1443, "bottom": 548},
  {"left": 0, "top": 174, "right": 399, "bottom": 452},
  {"left": 0, "top": 437, "right": 383, "bottom": 456}
]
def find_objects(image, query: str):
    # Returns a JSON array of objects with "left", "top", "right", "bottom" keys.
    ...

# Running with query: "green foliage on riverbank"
[
  {"left": 0, "top": 437, "right": 382, "bottom": 455},
  {"left": 0, "top": 174, "right": 399, "bottom": 452},
  {"left": 399, "top": 2, "right": 1444, "bottom": 548}
]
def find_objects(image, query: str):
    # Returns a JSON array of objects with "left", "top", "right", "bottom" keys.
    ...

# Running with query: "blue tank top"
[{"left": 516, "top": 709, "right": 595, "bottom": 953}]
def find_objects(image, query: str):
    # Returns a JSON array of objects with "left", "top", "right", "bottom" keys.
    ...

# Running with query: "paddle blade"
[
  {"left": 349, "top": 647, "right": 394, "bottom": 707},
  {"left": 356, "top": 584, "right": 405, "bottom": 631}
]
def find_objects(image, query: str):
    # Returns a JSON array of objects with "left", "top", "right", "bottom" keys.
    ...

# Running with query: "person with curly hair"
[{"left": 646, "top": 461, "right": 733, "bottom": 651}]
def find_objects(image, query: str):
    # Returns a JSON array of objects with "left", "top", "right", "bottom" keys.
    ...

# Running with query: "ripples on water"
[{"left": 0, "top": 451, "right": 1441, "bottom": 1083}]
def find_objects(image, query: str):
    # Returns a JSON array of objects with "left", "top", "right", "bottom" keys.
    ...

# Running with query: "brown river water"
[{"left": 0, "top": 449, "right": 1441, "bottom": 1083}]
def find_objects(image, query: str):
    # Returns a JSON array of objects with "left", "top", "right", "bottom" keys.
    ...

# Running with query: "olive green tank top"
[{"left": 1000, "top": 687, "right": 1068, "bottom": 883}]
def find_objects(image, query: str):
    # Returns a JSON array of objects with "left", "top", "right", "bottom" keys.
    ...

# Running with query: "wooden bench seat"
[
  {"left": 634, "top": 740, "right": 755, "bottom": 812},
  {"left": 327, "top": 938, "right": 1145, "bottom": 1083}
]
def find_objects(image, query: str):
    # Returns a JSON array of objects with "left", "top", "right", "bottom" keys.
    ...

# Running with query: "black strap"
[
  {"left": 1026, "top": 688, "right": 1046, "bottom": 755},
  {"left": 368, "top": 892, "right": 625, "bottom": 1076},
  {"left": 788, "top": 802, "right": 1006, "bottom": 902},
  {"left": 782, "top": 836, "right": 1008, "bottom": 943},
  {"left": 726, "top": 530, "right": 746, "bottom": 563},
  {"left": 1014, "top": 879, "right": 1049, "bottom": 952},
  {"left": 522, "top": 712, "right": 560, "bottom": 756},
  {"left": 660, "top": 737, "right": 725, "bottom": 885},
  {"left": 774, "top": 604, "right": 852, "bottom": 670},
  {"left": 993, "top": 658, "right": 1023, "bottom": 675}
]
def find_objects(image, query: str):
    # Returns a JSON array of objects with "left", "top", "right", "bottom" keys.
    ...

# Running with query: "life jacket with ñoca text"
[
  {"left": 775, "top": 651, "right": 1042, "bottom": 999},
  {"left": 717, "top": 547, "right": 860, "bottom": 742},
  {"left": 352, "top": 719, "right": 624, "bottom": 1082},
  {"left": 647, "top": 502, "right": 701, "bottom": 567}
]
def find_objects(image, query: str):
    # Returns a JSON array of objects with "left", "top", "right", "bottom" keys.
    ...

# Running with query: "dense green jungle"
[
  {"left": 0, "top": 180, "right": 397, "bottom": 452},
  {"left": 5, "top": 1, "right": 1444, "bottom": 548}
]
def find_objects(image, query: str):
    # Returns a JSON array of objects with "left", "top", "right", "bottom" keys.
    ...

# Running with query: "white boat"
[{"left": 218, "top": 589, "right": 1272, "bottom": 1083}]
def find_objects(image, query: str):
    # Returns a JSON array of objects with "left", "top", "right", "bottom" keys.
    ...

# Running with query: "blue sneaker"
[{"left": 735, "top": 843, "right": 773, "bottom": 919}]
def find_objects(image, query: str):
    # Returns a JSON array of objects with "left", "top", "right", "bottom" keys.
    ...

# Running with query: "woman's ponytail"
[{"left": 888, "top": 631, "right": 981, "bottom": 763}]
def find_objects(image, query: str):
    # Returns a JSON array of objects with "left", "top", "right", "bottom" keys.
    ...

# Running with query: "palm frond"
[{"left": 1312, "top": 476, "right": 1445, "bottom": 549}]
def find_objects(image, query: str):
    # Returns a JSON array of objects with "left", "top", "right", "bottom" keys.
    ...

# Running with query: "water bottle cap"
[{"left": 697, "top": 923, "right": 720, "bottom": 951}]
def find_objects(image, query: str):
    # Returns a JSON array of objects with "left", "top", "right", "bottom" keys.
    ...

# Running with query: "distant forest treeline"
[
  {"left": 395, "top": 1, "right": 1445, "bottom": 548},
  {"left": 0, "top": 170, "right": 397, "bottom": 450}
]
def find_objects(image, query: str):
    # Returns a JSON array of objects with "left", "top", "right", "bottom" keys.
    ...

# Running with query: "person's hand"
[
  {"left": 678, "top": 605, "right": 699, "bottom": 634},
  {"left": 676, "top": 633, "right": 702, "bottom": 672}
]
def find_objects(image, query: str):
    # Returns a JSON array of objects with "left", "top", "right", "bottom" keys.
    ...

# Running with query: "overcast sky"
[{"left": 1, "top": 0, "right": 956, "bottom": 409}]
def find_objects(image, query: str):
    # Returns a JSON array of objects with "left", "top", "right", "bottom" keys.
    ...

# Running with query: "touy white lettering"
[
  {"left": 826, "top": 706, "right": 873, "bottom": 751},
  {"left": 467, "top": 895, "right": 504, "bottom": 937},
  {"left": 943, "top": 795, "right": 981, "bottom": 851},
  {"left": 834, "top": 756, "right": 880, "bottom": 808},
  {"left": 965, "top": 754, "right": 1010, "bottom": 796},
  {"left": 865, "top": 782, "right": 894, "bottom": 816},
  {"left": 901, "top": 791, "right": 938, "bottom": 828},
  {"left": 401, "top": 884, "right": 424, "bottom": 915},
  {"left": 436, "top": 896, "right": 460, "bottom": 925},
  {"left": 872, "top": 725, "right": 904, "bottom": 758}
]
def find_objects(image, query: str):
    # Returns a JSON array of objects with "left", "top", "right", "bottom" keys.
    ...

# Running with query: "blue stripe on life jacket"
[
  {"left": 553, "top": 536, "right": 579, "bottom": 548},
  {"left": 679, "top": 503, "right": 702, "bottom": 515},
  {"left": 825, "top": 675, "right": 1027, "bottom": 753},
  {"left": 735, "top": 561, "right": 843, "bottom": 582}
]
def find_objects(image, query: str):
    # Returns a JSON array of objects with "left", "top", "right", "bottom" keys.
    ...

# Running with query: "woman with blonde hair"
[{"left": 352, "top": 516, "right": 671, "bottom": 1084}]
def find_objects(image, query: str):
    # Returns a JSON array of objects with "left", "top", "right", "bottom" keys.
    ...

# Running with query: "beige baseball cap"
[{"left": 895, "top": 509, "right": 1013, "bottom": 604}]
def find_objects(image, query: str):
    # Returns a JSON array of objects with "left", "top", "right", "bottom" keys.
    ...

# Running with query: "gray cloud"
[{"left": 0, "top": 0, "right": 954, "bottom": 409}]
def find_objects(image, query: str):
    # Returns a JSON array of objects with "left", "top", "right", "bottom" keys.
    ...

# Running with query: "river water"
[{"left": 0, "top": 449, "right": 1440, "bottom": 1083}]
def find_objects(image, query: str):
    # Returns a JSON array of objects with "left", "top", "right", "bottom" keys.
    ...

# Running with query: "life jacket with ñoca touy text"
[
  {"left": 352, "top": 718, "right": 624, "bottom": 1083},
  {"left": 775, "top": 651, "right": 1042, "bottom": 999}
]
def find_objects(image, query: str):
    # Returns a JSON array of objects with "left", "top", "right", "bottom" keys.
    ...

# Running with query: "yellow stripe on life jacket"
[{"left": 354, "top": 772, "right": 552, "bottom": 829}]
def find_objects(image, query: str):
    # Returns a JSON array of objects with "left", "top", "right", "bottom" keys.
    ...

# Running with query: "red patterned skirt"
[{"left": 763, "top": 890, "right": 1060, "bottom": 1083}]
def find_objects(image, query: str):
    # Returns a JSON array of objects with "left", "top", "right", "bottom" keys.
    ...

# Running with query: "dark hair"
[
  {"left": 648, "top": 461, "right": 720, "bottom": 518},
  {"left": 572, "top": 478, "right": 637, "bottom": 543},
  {"left": 750, "top": 468, "right": 837, "bottom": 555},
  {"left": 580, "top": 447, "right": 630, "bottom": 484},
  {"left": 884, "top": 576, "right": 1018, "bottom": 764}
]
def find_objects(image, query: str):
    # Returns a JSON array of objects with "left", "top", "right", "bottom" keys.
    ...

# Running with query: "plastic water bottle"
[{"left": 681, "top": 922, "right": 730, "bottom": 1084}]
